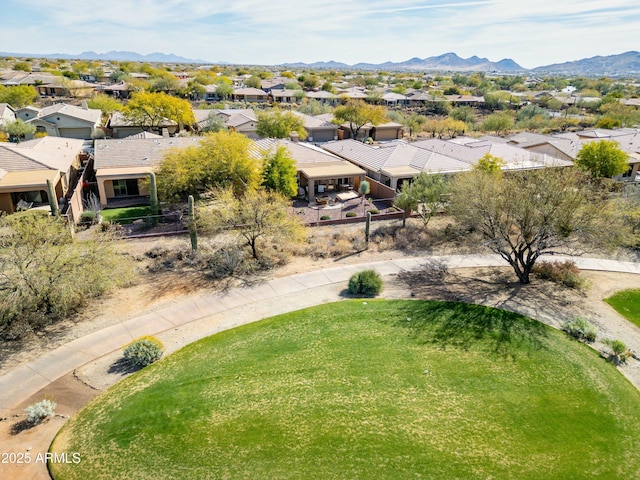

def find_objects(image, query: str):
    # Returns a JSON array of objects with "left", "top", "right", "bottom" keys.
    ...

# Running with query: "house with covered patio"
[{"left": 252, "top": 138, "right": 365, "bottom": 203}]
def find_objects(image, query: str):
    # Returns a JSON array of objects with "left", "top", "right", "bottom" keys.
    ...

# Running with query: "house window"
[
  {"left": 12, "top": 190, "right": 49, "bottom": 207},
  {"left": 112, "top": 179, "right": 140, "bottom": 197}
]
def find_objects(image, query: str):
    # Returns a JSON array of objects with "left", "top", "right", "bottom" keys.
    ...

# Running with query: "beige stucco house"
[
  {"left": 19, "top": 103, "right": 102, "bottom": 140},
  {"left": 0, "top": 137, "right": 85, "bottom": 214}
]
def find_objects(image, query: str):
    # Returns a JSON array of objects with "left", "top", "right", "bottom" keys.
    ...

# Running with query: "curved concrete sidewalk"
[{"left": 1, "top": 254, "right": 639, "bottom": 416}]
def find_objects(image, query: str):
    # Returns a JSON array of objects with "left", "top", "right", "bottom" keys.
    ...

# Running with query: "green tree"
[
  {"left": 155, "top": 131, "right": 261, "bottom": 200},
  {"left": 256, "top": 110, "right": 308, "bottom": 140},
  {"left": 481, "top": 112, "right": 514, "bottom": 135},
  {"left": 0, "top": 212, "right": 133, "bottom": 339},
  {"left": 0, "top": 84, "right": 38, "bottom": 108},
  {"left": 575, "top": 140, "right": 629, "bottom": 178},
  {"left": 474, "top": 153, "right": 504, "bottom": 175},
  {"left": 395, "top": 173, "right": 449, "bottom": 226},
  {"left": 215, "top": 82, "right": 234, "bottom": 100},
  {"left": 87, "top": 93, "right": 122, "bottom": 121},
  {"left": 261, "top": 145, "right": 299, "bottom": 197},
  {"left": 123, "top": 91, "right": 195, "bottom": 132},
  {"left": 200, "top": 188, "right": 304, "bottom": 259},
  {"left": 244, "top": 76, "right": 262, "bottom": 88},
  {"left": 450, "top": 167, "right": 620, "bottom": 284},
  {"left": 0, "top": 119, "right": 36, "bottom": 142},
  {"left": 333, "top": 100, "right": 388, "bottom": 139}
]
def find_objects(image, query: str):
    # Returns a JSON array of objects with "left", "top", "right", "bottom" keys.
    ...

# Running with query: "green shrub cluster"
[
  {"left": 320, "top": 215, "right": 331, "bottom": 220},
  {"left": 345, "top": 212, "right": 357, "bottom": 218},
  {"left": 604, "top": 339, "right": 633, "bottom": 365},
  {"left": 367, "top": 209, "right": 380, "bottom": 214},
  {"left": 25, "top": 399, "right": 57, "bottom": 424},
  {"left": 563, "top": 317, "right": 597, "bottom": 342},
  {"left": 533, "top": 260, "right": 589, "bottom": 290},
  {"left": 348, "top": 270, "right": 383, "bottom": 296},
  {"left": 123, "top": 336, "right": 164, "bottom": 367}
]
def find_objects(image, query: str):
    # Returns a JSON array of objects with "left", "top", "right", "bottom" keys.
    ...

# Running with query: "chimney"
[{"left": 290, "top": 131, "right": 299, "bottom": 143}]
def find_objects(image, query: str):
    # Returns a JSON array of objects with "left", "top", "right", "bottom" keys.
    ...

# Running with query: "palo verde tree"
[
  {"left": 261, "top": 144, "right": 299, "bottom": 198},
  {"left": 256, "top": 110, "right": 308, "bottom": 140},
  {"left": 450, "top": 166, "right": 620, "bottom": 284},
  {"left": 122, "top": 91, "right": 195, "bottom": 133},
  {"left": 0, "top": 211, "right": 133, "bottom": 339},
  {"left": 394, "top": 173, "right": 450, "bottom": 226},
  {"left": 200, "top": 188, "right": 304, "bottom": 260},
  {"left": 0, "top": 119, "right": 36, "bottom": 142},
  {"left": 575, "top": 140, "right": 629, "bottom": 179},
  {"left": 333, "top": 99, "right": 388, "bottom": 139},
  {"left": 0, "top": 84, "right": 38, "bottom": 108},
  {"left": 155, "top": 131, "right": 261, "bottom": 201}
]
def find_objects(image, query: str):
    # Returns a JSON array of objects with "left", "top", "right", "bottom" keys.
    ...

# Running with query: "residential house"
[
  {"left": 382, "top": 92, "right": 408, "bottom": 107},
  {"left": 0, "top": 137, "right": 85, "bottom": 213},
  {"left": 20, "top": 103, "right": 102, "bottom": 140},
  {"left": 93, "top": 137, "right": 201, "bottom": 206},
  {"left": 291, "top": 111, "right": 339, "bottom": 142},
  {"left": 106, "top": 111, "right": 179, "bottom": 139},
  {"left": 270, "top": 89, "right": 304, "bottom": 104},
  {"left": 0, "top": 103, "right": 16, "bottom": 126},
  {"left": 232, "top": 87, "right": 269, "bottom": 103},
  {"left": 98, "top": 81, "right": 133, "bottom": 99},
  {"left": 305, "top": 90, "right": 340, "bottom": 105},
  {"left": 253, "top": 138, "right": 365, "bottom": 203},
  {"left": 211, "top": 109, "right": 258, "bottom": 138}
]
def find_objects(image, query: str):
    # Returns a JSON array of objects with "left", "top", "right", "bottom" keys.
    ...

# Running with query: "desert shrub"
[
  {"left": 346, "top": 212, "right": 357, "bottom": 218},
  {"left": 533, "top": 260, "right": 590, "bottom": 290},
  {"left": 80, "top": 210, "right": 97, "bottom": 224},
  {"left": 348, "top": 270, "right": 384, "bottom": 296},
  {"left": 320, "top": 215, "right": 331, "bottom": 220},
  {"left": 123, "top": 336, "right": 164, "bottom": 367},
  {"left": 368, "top": 209, "right": 380, "bottom": 214},
  {"left": 100, "top": 220, "right": 111, "bottom": 232},
  {"left": 603, "top": 339, "right": 633, "bottom": 365},
  {"left": 25, "top": 399, "right": 57, "bottom": 424},
  {"left": 563, "top": 317, "right": 597, "bottom": 342},
  {"left": 208, "top": 244, "right": 253, "bottom": 279}
]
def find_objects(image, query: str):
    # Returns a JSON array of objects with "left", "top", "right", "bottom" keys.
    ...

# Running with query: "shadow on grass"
[{"left": 393, "top": 301, "right": 548, "bottom": 360}]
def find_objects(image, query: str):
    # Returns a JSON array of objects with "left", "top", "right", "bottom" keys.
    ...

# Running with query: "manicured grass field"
[
  {"left": 100, "top": 206, "right": 151, "bottom": 224},
  {"left": 50, "top": 300, "right": 640, "bottom": 480},
  {"left": 605, "top": 289, "right": 640, "bottom": 328}
]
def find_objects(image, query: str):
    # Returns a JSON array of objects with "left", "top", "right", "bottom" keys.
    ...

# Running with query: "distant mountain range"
[
  {"left": 283, "top": 53, "right": 524, "bottom": 73},
  {"left": 0, "top": 50, "right": 211, "bottom": 64},
  {"left": 3, "top": 50, "right": 640, "bottom": 75}
]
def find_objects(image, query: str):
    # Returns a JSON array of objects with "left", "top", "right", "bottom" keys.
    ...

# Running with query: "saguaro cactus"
[
  {"left": 188, "top": 195, "right": 197, "bottom": 251},
  {"left": 365, "top": 211, "right": 371, "bottom": 244},
  {"left": 46, "top": 179, "right": 59, "bottom": 216},
  {"left": 149, "top": 172, "right": 159, "bottom": 225}
]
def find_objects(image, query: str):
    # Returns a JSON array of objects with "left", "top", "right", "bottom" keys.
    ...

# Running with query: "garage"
[{"left": 58, "top": 127, "right": 93, "bottom": 139}]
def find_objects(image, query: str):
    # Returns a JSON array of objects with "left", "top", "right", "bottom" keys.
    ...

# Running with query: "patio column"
[{"left": 308, "top": 178, "right": 316, "bottom": 203}]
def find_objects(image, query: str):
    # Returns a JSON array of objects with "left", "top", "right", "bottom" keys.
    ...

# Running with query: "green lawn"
[
  {"left": 605, "top": 289, "right": 640, "bottom": 328},
  {"left": 100, "top": 206, "right": 151, "bottom": 224},
  {"left": 50, "top": 300, "right": 640, "bottom": 480}
]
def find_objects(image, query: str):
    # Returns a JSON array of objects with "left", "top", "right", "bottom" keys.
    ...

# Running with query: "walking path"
[{"left": 0, "top": 254, "right": 638, "bottom": 480}]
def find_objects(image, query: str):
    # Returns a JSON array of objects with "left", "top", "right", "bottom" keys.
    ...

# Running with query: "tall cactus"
[
  {"left": 188, "top": 195, "right": 197, "bottom": 252},
  {"left": 365, "top": 211, "right": 371, "bottom": 245},
  {"left": 149, "top": 172, "right": 159, "bottom": 226},
  {"left": 46, "top": 179, "right": 59, "bottom": 216}
]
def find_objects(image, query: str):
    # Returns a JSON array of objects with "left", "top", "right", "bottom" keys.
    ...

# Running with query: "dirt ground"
[{"left": 1, "top": 221, "right": 639, "bottom": 480}]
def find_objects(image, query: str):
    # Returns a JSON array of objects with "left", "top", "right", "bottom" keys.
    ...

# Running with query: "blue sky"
[{"left": 2, "top": 0, "right": 639, "bottom": 68}]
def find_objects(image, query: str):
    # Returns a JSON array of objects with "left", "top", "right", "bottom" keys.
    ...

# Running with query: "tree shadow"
[
  {"left": 393, "top": 300, "right": 548, "bottom": 360},
  {"left": 108, "top": 357, "right": 142, "bottom": 376},
  {"left": 10, "top": 418, "right": 39, "bottom": 435}
]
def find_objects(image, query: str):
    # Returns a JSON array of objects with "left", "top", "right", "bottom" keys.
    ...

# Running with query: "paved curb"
[{"left": 1, "top": 254, "right": 638, "bottom": 416}]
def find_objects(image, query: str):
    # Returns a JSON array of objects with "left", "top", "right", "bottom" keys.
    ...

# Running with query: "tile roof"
[
  {"left": 35, "top": 103, "right": 102, "bottom": 125},
  {"left": 0, "top": 137, "right": 84, "bottom": 175},
  {"left": 94, "top": 137, "right": 201, "bottom": 170}
]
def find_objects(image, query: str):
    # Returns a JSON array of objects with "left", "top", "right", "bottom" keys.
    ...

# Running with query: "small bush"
[
  {"left": 100, "top": 220, "right": 111, "bottom": 232},
  {"left": 563, "top": 317, "right": 597, "bottom": 342},
  {"left": 80, "top": 210, "right": 97, "bottom": 224},
  {"left": 345, "top": 212, "right": 357, "bottom": 218},
  {"left": 25, "top": 399, "right": 57, "bottom": 424},
  {"left": 348, "top": 270, "right": 384, "bottom": 296},
  {"left": 368, "top": 209, "right": 380, "bottom": 215},
  {"left": 320, "top": 215, "right": 331, "bottom": 220},
  {"left": 123, "top": 336, "right": 164, "bottom": 367},
  {"left": 533, "top": 260, "right": 590, "bottom": 290},
  {"left": 604, "top": 339, "right": 633, "bottom": 365}
]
